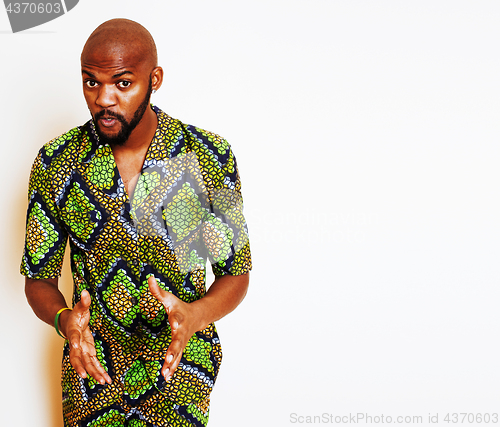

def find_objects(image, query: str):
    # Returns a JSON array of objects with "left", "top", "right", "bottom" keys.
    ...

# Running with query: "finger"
[
  {"left": 162, "top": 352, "right": 183, "bottom": 382},
  {"left": 82, "top": 342, "right": 112, "bottom": 384},
  {"left": 69, "top": 345, "right": 88, "bottom": 379},
  {"left": 99, "top": 365, "right": 112, "bottom": 384},
  {"left": 82, "top": 352, "right": 111, "bottom": 385},
  {"left": 82, "top": 330, "right": 112, "bottom": 384},
  {"left": 161, "top": 338, "right": 185, "bottom": 381},
  {"left": 70, "top": 353, "right": 111, "bottom": 384}
]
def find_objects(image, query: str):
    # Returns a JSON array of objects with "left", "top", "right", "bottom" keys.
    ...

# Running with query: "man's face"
[{"left": 81, "top": 46, "right": 153, "bottom": 146}]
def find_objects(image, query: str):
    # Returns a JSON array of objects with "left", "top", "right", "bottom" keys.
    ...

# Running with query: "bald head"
[
  {"left": 80, "top": 19, "right": 164, "bottom": 148},
  {"left": 81, "top": 19, "right": 157, "bottom": 71}
]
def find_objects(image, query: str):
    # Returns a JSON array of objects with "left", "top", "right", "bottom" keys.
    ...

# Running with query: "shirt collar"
[{"left": 80, "top": 105, "right": 176, "bottom": 164}]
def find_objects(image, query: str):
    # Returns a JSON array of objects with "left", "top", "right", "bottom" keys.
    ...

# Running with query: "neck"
[{"left": 110, "top": 106, "right": 158, "bottom": 196}]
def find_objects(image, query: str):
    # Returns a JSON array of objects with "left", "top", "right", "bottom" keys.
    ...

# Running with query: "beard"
[{"left": 93, "top": 77, "right": 153, "bottom": 147}]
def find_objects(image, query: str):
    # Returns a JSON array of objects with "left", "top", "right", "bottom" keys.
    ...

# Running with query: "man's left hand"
[{"left": 148, "top": 276, "right": 203, "bottom": 381}]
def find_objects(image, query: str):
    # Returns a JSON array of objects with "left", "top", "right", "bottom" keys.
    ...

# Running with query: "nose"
[{"left": 95, "top": 84, "right": 116, "bottom": 109}]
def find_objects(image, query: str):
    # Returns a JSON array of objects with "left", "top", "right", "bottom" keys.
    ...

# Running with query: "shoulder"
[
  {"left": 180, "top": 121, "right": 240, "bottom": 189},
  {"left": 35, "top": 122, "right": 92, "bottom": 171},
  {"left": 183, "top": 123, "right": 233, "bottom": 165},
  {"left": 153, "top": 106, "right": 233, "bottom": 167}
]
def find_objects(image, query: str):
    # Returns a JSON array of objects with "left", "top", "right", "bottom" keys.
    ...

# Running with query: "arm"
[
  {"left": 25, "top": 278, "right": 112, "bottom": 385},
  {"left": 25, "top": 277, "right": 68, "bottom": 328},
  {"left": 148, "top": 272, "right": 249, "bottom": 381}
]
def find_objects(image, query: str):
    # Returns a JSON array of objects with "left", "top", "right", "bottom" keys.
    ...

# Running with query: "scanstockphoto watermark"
[
  {"left": 3, "top": 0, "right": 79, "bottom": 32},
  {"left": 289, "top": 412, "right": 499, "bottom": 424},
  {"left": 290, "top": 413, "right": 423, "bottom": 424},
  {"left": 245, "top": 207, "right": 378, "bottom": 244}
]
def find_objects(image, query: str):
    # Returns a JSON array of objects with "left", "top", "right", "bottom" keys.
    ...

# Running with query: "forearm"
[
  {"left": 190, "top": 272, "right": 249, "bottom": 331},
  {"left": 25, "top": 277, "right": 71, "bottom": 335}
]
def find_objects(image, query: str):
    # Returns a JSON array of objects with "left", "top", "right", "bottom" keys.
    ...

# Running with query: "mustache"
[{"left": 94, "top": 109, "right": 126, "bottom": 122}]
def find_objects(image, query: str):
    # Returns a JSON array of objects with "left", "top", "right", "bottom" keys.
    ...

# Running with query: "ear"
[{"left": 151, "top": 66, "right": 164, "bottom": 92}]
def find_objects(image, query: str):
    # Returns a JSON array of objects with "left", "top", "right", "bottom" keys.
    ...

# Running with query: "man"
[{"left": 21, "top": 19, "right": 251, "bottom": 427}]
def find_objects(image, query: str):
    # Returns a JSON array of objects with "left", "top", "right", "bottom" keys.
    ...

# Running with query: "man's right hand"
[{"left": 62, "top": 290, "right": 112, "bottom": 385}]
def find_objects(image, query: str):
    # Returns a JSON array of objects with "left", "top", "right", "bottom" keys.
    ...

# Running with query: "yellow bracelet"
[{"left": 54, "top": 307, "right": 72, "bottom": 339}]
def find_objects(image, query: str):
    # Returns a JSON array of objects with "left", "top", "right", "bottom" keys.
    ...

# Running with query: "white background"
[{"left": 1, "top": 1, "right": 499, "bottom": 426}]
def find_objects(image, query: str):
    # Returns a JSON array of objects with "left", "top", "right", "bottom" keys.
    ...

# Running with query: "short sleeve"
[
  {"left": 207, "top": 144, "right": 252, "bottom": 277},
  {"left": 20, "top": 151, "right": 68, "bottom": 279}
]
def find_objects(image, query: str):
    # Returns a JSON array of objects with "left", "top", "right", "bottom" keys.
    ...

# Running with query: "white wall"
[{"left": 1, "top": 1, "right": 499, "bottom": 425}]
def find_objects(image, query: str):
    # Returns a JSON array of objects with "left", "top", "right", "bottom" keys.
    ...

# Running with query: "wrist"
[
  {"left": 55, "top": 307, "right": 72, "bottom": 339},
  {"left": 189, "top": 299, "right": 211, "bottom": 332}
]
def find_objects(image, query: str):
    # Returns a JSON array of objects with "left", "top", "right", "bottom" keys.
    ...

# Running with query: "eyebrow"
[
  {"left": 112, "top": 70, "right": 134, "bottom": 79},
  {"left": 81, "top": 70, "right": 134, "bottom": 79},
  {"left": 82, "top": 69, "right": 96, "bottom": 78}
]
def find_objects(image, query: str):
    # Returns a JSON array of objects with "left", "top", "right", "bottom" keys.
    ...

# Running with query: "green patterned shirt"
[{"left": 20, "top": 106, "right": 252, "bottom": 426}]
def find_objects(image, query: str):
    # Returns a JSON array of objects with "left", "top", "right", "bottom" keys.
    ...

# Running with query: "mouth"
[{"left": 99, "top": 117, "right": 118, "bottom": 128}]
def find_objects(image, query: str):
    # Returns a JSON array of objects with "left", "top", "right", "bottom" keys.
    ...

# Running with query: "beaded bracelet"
[{"left": 54, "top": 307, "right": 72, "bottom": 339}]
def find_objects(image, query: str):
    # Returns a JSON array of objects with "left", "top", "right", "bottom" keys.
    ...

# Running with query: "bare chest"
[{"left": 113, "top": 150, "right": 148, "bottom": 197}]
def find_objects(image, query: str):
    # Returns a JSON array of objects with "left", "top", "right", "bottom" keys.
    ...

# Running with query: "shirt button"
[
  {"left": 131, "top": 259, "right": 140, "bottom": 267},
  {"left": 131, "top": 297, "right": 138, "bottom": 305}
]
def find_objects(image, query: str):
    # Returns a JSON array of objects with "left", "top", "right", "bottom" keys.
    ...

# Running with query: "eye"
[
  {"left": 118, "top": 81, "right": 131, "bottom": 89},
  {"left": 85, "top": 80, "right": 98, "bottom": 88}
]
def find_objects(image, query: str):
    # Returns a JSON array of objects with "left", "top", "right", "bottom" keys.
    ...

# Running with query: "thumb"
[
  {"left": 67, "top": 290, "right": 91, "bottom": 345},
  {"left": 78, "top": 289, "right": 91, "bottom": 311},
  {"left": 148, "top": 276, "right": 176, "bottom": 310},
  {"left": 148, "top": 275, "right": 163, "bottom": 299}
]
